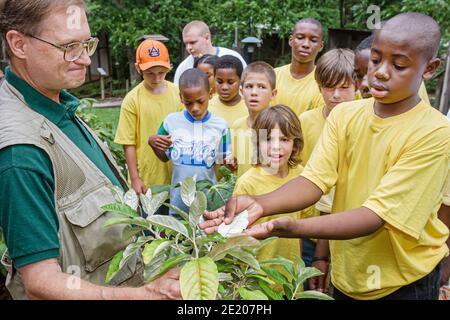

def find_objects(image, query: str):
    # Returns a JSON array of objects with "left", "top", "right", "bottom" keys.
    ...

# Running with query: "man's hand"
[
  {"left": 142, "top": 268, "right": 181, "bottom": 300},
  {"left": 199, "top": 195, "right": 263, "bottom": 234},
  {"left": 131, "top": 176, "right": 147, "bottom": 195},
  {"left": 148, "top": 134, "right": 172, "bottom": 152}
]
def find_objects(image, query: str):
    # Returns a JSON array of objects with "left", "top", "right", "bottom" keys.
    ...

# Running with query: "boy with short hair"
[
  {"left": 273, "top": 18, "right": 324, "bottom": 116},
  {"left": 231, "top": 61, "right": 277, "bottom": 177},
  {"left": 355, "top": 34, "right": 430, "bottom": 103},
  {"left": 298, "top": 48, "right": 357, "bottom": 288},
  {"left": 202, "top": 13, "right": 450, "bottom": 300},
  {"left": 114, "top": 39, "right": 182, "bottom": 194},
  {"left": 149, "top": 68, "right": 232, "bottom": 213},
  {"left": 209, "top": 55, "right": 248, "bottom": 127}
]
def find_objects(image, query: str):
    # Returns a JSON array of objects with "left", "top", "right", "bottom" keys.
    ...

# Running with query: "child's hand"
[
  {"left": 131, "top": 176, "right": 147, "bottom": 195},
  {"left": 224, "top": 155, "right": 238, "bottom": 172},
  {"left": 199, "top": 195, "right": 263, "bottom": 234},
  {"left": 148, "top": 134, "right": 172, "bottom": 152},
  {"left": 309, "top": 260, "right": 330, "bottom": 293},
  {"left": 243, "top": 216, "right": 298, "bottom": 239}
]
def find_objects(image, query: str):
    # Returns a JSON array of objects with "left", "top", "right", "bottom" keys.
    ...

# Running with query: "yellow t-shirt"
[
  {"left": 273, "top": 64, "right": 324, "bottom": 116},
  {"left": 299, "top": 106, "right": 326, "bottom": 166},
  {"left": 233, "top": 166, "right": 314, "bottom": 262},
  {"left": 114, "top": 81, "right": 183, "bottom": 186},
  {"left": 231, "top": 116, "right": 254, "bottom": 177},
  {"left": 301, "top": 98, "right": 450, "bottom": 299},
  {"left": 208, "top": 95, "right": 249, "bottom": 127},
  {"left": 299, "top": 106, "right": 331, "bottom": 214}
]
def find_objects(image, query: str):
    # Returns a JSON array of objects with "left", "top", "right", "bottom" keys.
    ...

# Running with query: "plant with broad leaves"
[{"left": 102, "top": 176, "right": 332, "bottom": 300}]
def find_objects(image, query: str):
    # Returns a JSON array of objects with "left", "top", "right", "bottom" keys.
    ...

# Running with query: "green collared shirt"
[{"left": 0, "top": 67, "right": 122, "bottom": 268}]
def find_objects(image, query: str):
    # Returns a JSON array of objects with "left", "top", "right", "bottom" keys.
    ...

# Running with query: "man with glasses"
[{"left": 0, "top": 0, "right": 180, "bottom": 300}]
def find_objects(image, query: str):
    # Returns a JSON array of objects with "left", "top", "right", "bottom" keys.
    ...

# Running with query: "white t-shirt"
[{"left": 173, "top": 47, "right": 247, "bottom": 85}]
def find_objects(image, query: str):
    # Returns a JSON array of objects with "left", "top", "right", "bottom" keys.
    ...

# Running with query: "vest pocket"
[{"left": 62, "top": 187, "right": 135, "bottom": 274}]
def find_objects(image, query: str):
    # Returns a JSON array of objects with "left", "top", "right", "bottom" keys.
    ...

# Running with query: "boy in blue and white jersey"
[{"left": 149, "top": 68, "right": 233, "bottom": 213}]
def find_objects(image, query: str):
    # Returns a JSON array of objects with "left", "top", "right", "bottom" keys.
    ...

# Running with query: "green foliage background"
[{"left": 86, "top": 0, "right": 450, "bottom": 70}]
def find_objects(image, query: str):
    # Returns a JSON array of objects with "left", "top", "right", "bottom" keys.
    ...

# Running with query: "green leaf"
[
  {"left": 180, "top": 176, "right": 196, "bottom": 207},
  {"left": 227, "top": 249, "right": 260, "bottom": 270},
  {"left": 255, "top": 237, "right": 278, "bottom": 252},
  {"left": 283, "top": 284, "right": 293, "bottom": 300},
  {"left": 180, "top": 257, "right": 219, "bottom": 300},
  {"left": 163, "top": 203, "right": 190, "bottom": 222},
  {"left": 140, "top": 191, "right": 169, "bottom": 216},
  {"left": 295, "top": 290, "right": 334, "bottom": 300},
  {"left": 158, "top": 253, "right": 191, "bottom": 275},
  {"left": 218, "top": 273, "right": 233, "bottom": 282},
  {"left": 297, "top": 267, "right": 323, "bottom": 285},
  {"left": 146, "top": 215, "right": 190, "bottom": 239},
  {"left": 101, "top": 203, "right": 139, "bottom": 218},
  {"left": 258, "top": 280, "right": 285, "bottom": 300},
  {"left": 119, "top": 237, "right": 151, "bottom": 269},
  {"left": 261, "top": 267, "right": 290, "bottom": 286},
  {"left": 121, "top": 225, "right": 145, "bottom": 241},
  {"left": 218, "top": 166, "right": 232, "bottom": 179},
  {"left": 196, "top": 179, "right": 214, "bottom": 191},
  {"left": 196, "top": 233, "right": 225, "bottom": 249},
  {"left": 238, "top": 288, "right": 268, "bottom": 300},
  {"left": 260, "top": 255, "right": 295, "bottom": 278},
  {"left": 123, "top": 189, "right": 138, "bottom": 210},
  {"left": 149, "top": 184, "right": 171, "bottom": 194},
  {"left": 189, "top": 191, "right": 207, "bottom": 228},
  {"left": 143, "top": 251, "right": 168, "bottom": 282},
  {"left": 142, "top": 239, "right": 170, "bottom": 265},
  {"left": 209, "top": 235, "right": 260, "bottom": 261},
  {"left": 105, "top": 250, "right": 123, "bottom": 284},
  {"left": 103, "top": 216, "right": 150, "bottom": 229},
  {"left": 245, "top": 273, "right": 275, "bottom": 285},
  {"left": 295, "top": 255, "right": 306, "bottom": 270}
]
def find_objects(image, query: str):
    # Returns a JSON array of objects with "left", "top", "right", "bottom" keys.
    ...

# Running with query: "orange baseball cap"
[{"left": 135, "top": 39, "right": 171, "bottom": 71}]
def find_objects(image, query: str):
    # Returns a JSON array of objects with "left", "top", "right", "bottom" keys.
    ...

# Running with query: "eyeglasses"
[{"left": 28, "top": 35, "right": 99, "bottom": 62}]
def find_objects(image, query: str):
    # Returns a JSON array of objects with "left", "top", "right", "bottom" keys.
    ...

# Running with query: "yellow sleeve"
[
  {"left": 363, "top": 129, "right": 449, "bottom": 239},
  {"left": 114, "top": 95, "right": 137, "bottom": 145},
  {"left": 300, "top": 113, "right": 339, "bottom": 194}
]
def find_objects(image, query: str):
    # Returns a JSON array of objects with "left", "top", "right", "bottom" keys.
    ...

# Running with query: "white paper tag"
[{"left": 217, "top": 210, "right": 249, "bottom": 237}]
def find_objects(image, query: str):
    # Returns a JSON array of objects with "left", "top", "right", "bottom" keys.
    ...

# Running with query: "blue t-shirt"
[{"left": 158, "top": 110, "right": 231, "bottom": 213}]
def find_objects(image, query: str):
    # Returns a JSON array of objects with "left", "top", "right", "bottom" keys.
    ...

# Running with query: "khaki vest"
[{"left": 0, "top": 81, "right": 144, "bottom": 299}]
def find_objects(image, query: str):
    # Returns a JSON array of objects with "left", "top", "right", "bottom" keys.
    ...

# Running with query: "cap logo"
[{"left": 148, "top": 47, "right": 160, "bottom": 58}]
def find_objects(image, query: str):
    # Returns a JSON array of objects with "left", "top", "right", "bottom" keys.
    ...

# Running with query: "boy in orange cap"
[{"left": 115, "top": 39, "right": 182, "bottom": 195}]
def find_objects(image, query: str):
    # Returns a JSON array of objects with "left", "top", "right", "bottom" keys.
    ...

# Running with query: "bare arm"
[
  {"left": 245, "top": 207, "right": 384, "bottom": 240},
  {"left": 123, "top": 145, "right": 147, "bottom": 194},
  {"left": 19, "top": 259, "right": 180, "bottom": 300},
  {"left": 438, "top": 204, "right": 450, "bottom": 286},
  {"left": 256, "top": 176, "right": 323, "bottom": 218}
]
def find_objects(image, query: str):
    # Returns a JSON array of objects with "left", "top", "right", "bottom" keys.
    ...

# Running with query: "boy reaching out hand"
[{"left": 201, "top": 13, "right": 450, "bottom": 300}]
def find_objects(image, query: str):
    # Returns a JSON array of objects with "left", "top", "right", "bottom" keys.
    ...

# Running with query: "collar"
[
  {"left": 5, "top": 66, "right": 80, "bottom": 124},
  {"left": 183, "top": 110, "right": 212, "bottom": 123}
]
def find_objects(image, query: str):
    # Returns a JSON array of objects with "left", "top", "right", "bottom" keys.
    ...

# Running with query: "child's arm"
[
  {"left": 123, "top": 145, "right": 147, "bottom": 194},
  {"left": 245, "top": 207, "right": 384, "bottom": 240},
  {"left": 438, "top": 204, "right": 450, "bottom": 286},
  {"left": 308, "top": 239, "right": 330, "bottom": 292}
]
